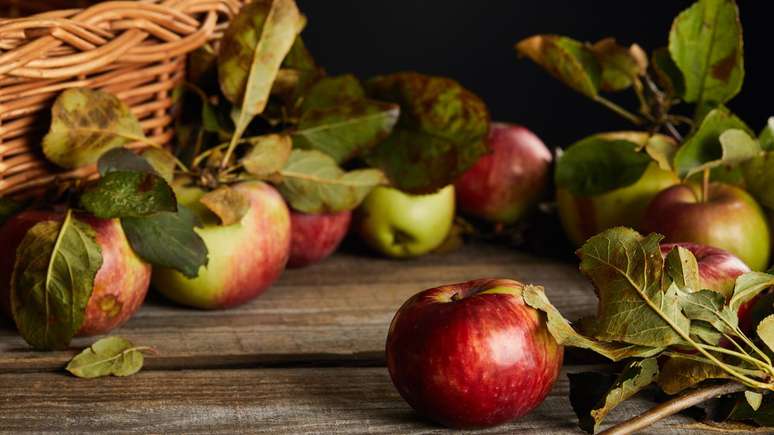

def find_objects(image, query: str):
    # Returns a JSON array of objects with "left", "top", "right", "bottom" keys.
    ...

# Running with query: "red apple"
[
  {"left": 660, "top": 242, "right": 750, "bottom": 298},
  {"left": 288, "top": 210, "right": 351, "bottom": 268},
  {"left": 0, "top": 210, "right": 151, "bottom": 335},
  {"left": 455, "top": 123, "right": 552, "bottom": 224},
  {"left": 644, "top": 183, "right": 771, "bottom": 271},
  {"left": 386, "top": 278, "right": 563, "bottom": 429}
]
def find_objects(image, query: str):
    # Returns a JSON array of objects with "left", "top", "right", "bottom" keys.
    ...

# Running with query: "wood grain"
[
  {"left": 0, "top": 366, "right": 705, "bottom": 434},
  {"left": 0, "top": 243, "right": 594, "bottom": 372}
]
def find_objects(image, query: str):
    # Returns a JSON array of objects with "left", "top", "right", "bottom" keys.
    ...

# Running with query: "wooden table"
[{"left": 0, "top": 242, "right": 705, "bottom": 433}]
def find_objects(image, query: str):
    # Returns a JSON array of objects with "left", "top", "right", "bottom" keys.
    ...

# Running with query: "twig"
[{"left": 599, "top": 382, "right": 746, "bottom": 435}]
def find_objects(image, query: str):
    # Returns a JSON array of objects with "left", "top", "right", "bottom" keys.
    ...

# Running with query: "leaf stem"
[
  {"left": 593, "top": 95, "right": 645, "bottom": 126},
  {"left": 598, "top": 382, "right": 746, "bottom": 435},
  {"left": 696, "top": 343, "right": 771, "bottom": 372}
]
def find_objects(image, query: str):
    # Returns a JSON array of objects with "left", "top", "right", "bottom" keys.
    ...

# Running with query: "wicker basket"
[{"left": 0, "top": 0, "right": 245, "bottom": 199}]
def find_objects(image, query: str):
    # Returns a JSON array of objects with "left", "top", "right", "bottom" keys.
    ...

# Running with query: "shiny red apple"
[
  {"left": 0, "top": 210, "right": 151, "bottom": 336},
  {"left": 644, "top": 183, "right": 771, "bottom": 271},
  {"left": 660, "top": 242, "right": 750, "bottom": 298},
  {"left": 386, "top": 278, "right": 563, "bottom": 429},
  {"left": 455, "top": 123, "right": 552, "bottom": 224},
  {"left": 288, "top": 210, "right": 351, "bottom": 268}
]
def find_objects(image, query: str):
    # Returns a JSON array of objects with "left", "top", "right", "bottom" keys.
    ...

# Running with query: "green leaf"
[
  {"left": 218, "top": 0, "right": 305, "bottom": 145},
  {"left": 756, "top": 314, "right": 774, "bottom": 354},
  {"left": 674, "top": 107, "right": 752, "bottom": 178},
  {"left": 577, "top": 228, "right": 690, "bottom": 347},
  {"left": 299, "top": 75, "right": 366, "bottom": 113},
  {"left": 97, "top": 147, "right": 157, "bottom": 176},
  {"left": 676, "top": 287, "right": 738, "bottom": 334},
  {"left": 668, "top": 0, "right": 744, "bottom": 109},
  {"left": 729, "top": 272, "right": 774, "bottom": 313},
  {"left": 760, "top": 117, "right": 774, "bottom": 151},
  {"left": 81, "top": 172, "right": 177, "bottom": 219},
  {"left": 66, "top": 336, "right": 151, "bottom": 379},
  {"left": 293, "top": 100, "right": 400, "bottom": 164},
  {"left": 140, "top": 148, "right": 177, "bottom": 183},
  {"left": 42, "top": 88, "right": 147, "bottom": 169},
  {"left": 516, "top": 35, "right": 601, "bottom": 98},
  {"left": 365, "top": 72, "right": 490, "bottom": 194},
  {"left": 555, "top": 136, "right": 651, "bottom": 196},
  {"left": 522, "top": 285, "right": 664, "bottom": 361},
  {"left": 645, "top": 134, "right": 679, "bottom": 172},
  {"left": 728, "top": 394, "right": 774, "bottom": 426},
  {"left": 11, "top": 211, "right": 102, "bottom": 349},
  {"left": 651, "top": 47, "right": 685, "bottom": 98},
  {"left": 569, "top": 358, "right": 659, "bottom": 434},
  {"left": 657, "top": 355, "right": 731, "bottom": 395},
  {"left": 241, "top": 134, "right": 292, "bottom": 177},
  {"left": 0, "top": 198, "right": 24, "bottom": 226},
  {"left": 741, "top": 152, "right": 774, "bottom": 210},
  {"left": 199, "top": 186, "right": 249, "bottom": 226},
  {"left": 745, "top": 391, "right": 763, "bottom": 411},
  {"left": 121, "top": 206, "right": 208, "bottom": 278},
  {"left": 590, "top": 38, "right": 647, "bottom": 92},
  {"left": 665, "top": 245, "right": 702, "bottom": 291},
  {"left": 278, "top": 150, "right": 385, "bottom": 214}
]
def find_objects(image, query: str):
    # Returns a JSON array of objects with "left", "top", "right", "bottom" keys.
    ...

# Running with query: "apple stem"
[
  {"left": 598, "top": 382, "right": 746, "bottom": 435},
  {"left": 701, "top": 168, "right": 710, "bottom": 203},
  {"left": 451, "top": 293, "right": 462, "bottom": 302}
]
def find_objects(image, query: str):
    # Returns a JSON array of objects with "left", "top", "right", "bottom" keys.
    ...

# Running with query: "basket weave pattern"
[{"left": 0, "top": 0, "right": 244, "bottom": 199}]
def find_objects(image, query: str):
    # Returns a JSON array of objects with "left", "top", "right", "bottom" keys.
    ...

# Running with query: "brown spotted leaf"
[
  {"left": 590, "top": 38, "right": 647, "bottom": 92},
  {"left": 42, "top": 88, "right": 147, "bottom": 169},
  {"left": 199, "top": 186, "right": 250, "bottom": 225},
  {"left": 657, "top": 355, "right": 732, "bottom": 395},
  {"left": 241, "top": 134, "right": 292, "bottom": 177},
  {"left": 516, "top": 35, "right": 601, "bottom": 98}
]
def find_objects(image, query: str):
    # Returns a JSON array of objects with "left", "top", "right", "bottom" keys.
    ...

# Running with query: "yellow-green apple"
[
  {"left": 0, "top": 210, "right": 150, "bottom": 335},
  {"left": 356, "top": 185, "right": 455, "bottom": 258},
  {"left": 661, "top": 242, "right": 750, "bottom": 298},
  {"left": 455, "top": 123, "right": 552, "bottom": 224},
  {"left": 644, "top": 183, "right": 771, "bottom": 271},
  {"left": 557, "top": 132, "right": 679, "bottom": 247},
  {"left": 386, "top": 278, "right": 563, "bottom": 429},
  {"left": 152, "top": 181, "right": 290, "bottom": 309},
  {"left": 288, "top": 210, "right": 351, "bottom": 268}
]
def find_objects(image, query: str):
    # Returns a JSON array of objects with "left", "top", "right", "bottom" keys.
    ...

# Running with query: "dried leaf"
[
  {"left": 590, "top": 38, "right": 646, "bottom": 92},
  {"left": 242, "top": 134, "right": 292, "bottom": 177},
  {"left": 199, "top": 186, "right": 250, "bottom": 226},
  {"left": 729, "top": 272, "right": 774, "bottom": 313},
  {"left": 11, "top": 211, "right": 102, "bottom": 349},
  {"left": 645, "top": 134, "right": 679, "bottom": 172},
  {"left": 42, "top": 88, "right": 147, "bottom": 169},
  {"left": 666, "top": 245, "right": 702, "bottom": 291},
  {"left": 746, "top": 391, "right": 763, "bottom": 411},
  {"left": 516, "top": 35, "right": 601, "bottom": 98},
  {"left": 651, "top": 47, "right": 685, "bottom": 98},
  {"left": 81, "top": 172, "right": 177, "bottom": 219},
  {"left": 299, "top": 75, "right": 366, "bottom": 113},
  {"left": 657, "top": 355, "right": 732, "bottom": 395},
  {"left": 677, "top": 287, "right": 738, "bottom": 334},
  {"left": 756, "top": 315, "right": 774, "bottom": 354},
  {"left": 66, "top": 336, "right": 150, "bottom": 379}
]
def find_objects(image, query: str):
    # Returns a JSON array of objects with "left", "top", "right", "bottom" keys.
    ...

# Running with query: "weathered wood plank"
[
  {"left": 0, "top": 243, "right": 594, "bottom": 372},
  {"left": 0, "top": 366, "right": 705, "bottom": 434}
]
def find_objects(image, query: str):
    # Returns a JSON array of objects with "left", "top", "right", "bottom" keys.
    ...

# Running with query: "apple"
[
  {"left": 0, "top": 210, "right": 151, "bottom": 336},
  {"left": 356, "top": 185, "right": 455, "bottom": 258},
  {"left": 288, "top": 210, "right": 351, "bottom": 268},
  {"left": 644, "top": 182, "right": 771, "bottom": 271},
  {"left": 386, "top": 278, "right": 563, "bottom": 429},
  {"left": 557, "top": 132, "right": 679, "bottom": 247},
  {"left": 660, "top": 242, "right": 750, "bottom": 298},
  {"left": 152, "top": 181, "right": 290, "bottom": 309},
  {"left": 455, "top": 122, "right": 552, "bottom": 224}
]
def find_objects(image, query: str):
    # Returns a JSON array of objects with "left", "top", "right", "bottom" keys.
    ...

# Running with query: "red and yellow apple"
[
  {"left": 0, "top": 210, "right": 151, "bottom": 335},
  {"left": 644, "top": 183, "right": 771, "bottom": 271},
  {"left": 557, "top": 132, "right": 679, "bottom": 247},
  {"left": 386, "top": 278, "right": 563, "bottom": 429},
  {"left": 288, "top": 210, "right": 351, "bottom": 268},
  {"left": 660, "top": 242, "right": 750, "bottom": 298},
  {"left": 152, "top": 181, "right": 290, "bottom": 309},
  {"left": 455, "top": 123, "right": 552, "bottom": 224}
]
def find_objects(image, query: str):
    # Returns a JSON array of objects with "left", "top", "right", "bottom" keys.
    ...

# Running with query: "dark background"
[{"left": 295, "top": 0, "right": 770, "bottom": 149}]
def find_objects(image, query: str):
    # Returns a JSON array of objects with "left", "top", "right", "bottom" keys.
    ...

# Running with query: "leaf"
[
  {"left": 756, "top": 315, "right": 774, "bottom": 354},
  {"left": 522, "top": 285, "right": 664, "bottom": 361},
  {"left": 11, "top": 211, "right": 102, "bottom": 349},
  {"left": 569, "top": 358, "right": 659, "bottom": 434},
  {"left": 590, "top": 38, "right": 647, "bottom": 92},
  {"left": 97, "top": 147, "right": 157, "bottom": 176},
  {"left": 676, "top": 287, "right": 738, "bottom": 334},
  {"left": 746, "top": 391, "right": 763, "bottom": 411},
  {"left": 241, "top": 134, "right": 292, "bottom": 177},
  {"left": 665, "top": 245, "right": 702, "bottom": 291},
  {"left": 651, "top": 47, "right": 685, "bottom": 98},
  {"left": 554, "top": 136, "right": 651, "bottom": 196},
  {"left": 669, "top": 0, "right": 744, "bottom": 108},
  {"left": 760, "top": 117, "right": 774, "bottom": 151},
  {"left": 516, "top": 35, "right": 601, "bottom": 98},
  {"left": 645, "top": 134, "right": 679, "bottom": 172},
  {"left": 365, "top": 72, "right": 490, "bottom": 194},
  {"left": 81, "top": 172, "right": 177, "bottom": 219},
  {"left": 729, "top": 272, "right": 774, "bottom": 313},
  {"left": 278, "top": 150, "right": 385, "bottom": 214},
  {"left": 674, "top": 106, "right": 752, "bottom": 178},
  {"left": 299, "top": 75, "right": 366, "bottom": 113},
  {"left": 728, "top": 394, "right": 774, "bottom": 426},
  {"left": 0, "top": 198, "right": 24, "bottom": 226},
  {"left": 66, "top": 336, "right": 151, "bottom": 379},
  {"left": 577, "top": 228, "right": 690, "bottom": 347},
  {"left": 140, "top": 148, "right": 177, "bottom": 183},
  {"left": 42, "top": 88, "right": 147, "bottom": 169},
  {"left": 199, "top": 186, "right": 249, "bottom": 226},
  {"left": 657, "top": 355, "right": 732, "bottom": 395},
  {"left": 742, "top": 152, "right": 774, "bottom": 210},
  {"left": 293, "top": 100, "right": 400, "bottom": 163},
  {"left": 218, "top": 0, "right": 305, "bottom": 144},
  {"left": 121, "top": 206, "right": 208, "bottom": 278}
]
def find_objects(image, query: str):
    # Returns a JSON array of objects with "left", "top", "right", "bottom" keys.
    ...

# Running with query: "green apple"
[
  {"left": 357, "top": 185, "right": 455, "bottom": 258},
  {"left": 152, "top": 181, "right": 291, "bottom": 309},
  {"left": 556, "top": 132, "right": 680, "bottom": 247}
]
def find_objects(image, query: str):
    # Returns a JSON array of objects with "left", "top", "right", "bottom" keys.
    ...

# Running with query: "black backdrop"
[{"left": 295, "top": 0, "right": 770, "bottom": 149}]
